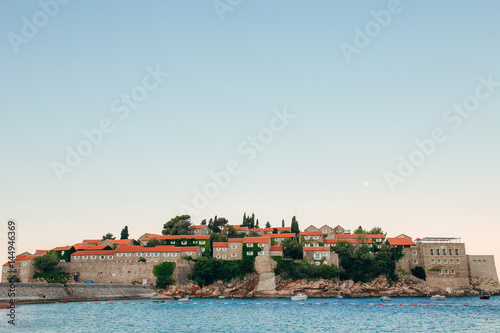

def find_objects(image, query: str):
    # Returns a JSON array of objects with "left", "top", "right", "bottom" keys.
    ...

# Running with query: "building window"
[
  {"left": 456, "top": 259, "right": 460, "bottom": 264},
  {"left": 91, "top": 255, "right": 97, "bottom": 259},
  {"left": 437, "top": 259, "right": 441, "bottom": 264},
  {"left": 171, "top": 241, "right": 175, "bottom": 245},
  {"left": 431, "top": 259, "right": 435, "bottom": 264},
  {"left": 450, "top": 259, "right": 454, "bottom": 264},
  {"left": 412, "top": 251, "right": 417, "bottom": 255},
  {"left": 314, "top": 254, "right": 321, "bottom": 260},
  {"left": 216, "top": 255, "right": 220, "bottom": 259},
  {"left": 439, "top": 270, "right": 442, "bottom": 275},
  {"left": 117, "top": 253, "right": 123, "bottom": 257},
  {"left": 413, "top": 260, "right": 418, "bottom": 264},
  {"left": 82, "top": 256, "right": 88, "bottom": 260},
  {"left": 231, "top": 253, "right": 237, "bottom": 257},
  {"left": 125, "top": 253, "right": 131, "bottom": 257},
  {"left": 473, "top": 260, "right": 476, "bottom": 264},
  {"left": 455, "top": 249, "right": 459, "bottom": 256},
  {"left": 246, "top": 243, "right": 253, "bottom": 247},
  {"left": 231, "top": 245, "right": 237, "bottom": 249},
  {"left": 181, "top": 241, "right": 187, "bottom": 245},
  {"left": 216, "top": 248, "right": 221, "bottom": 252},
  {"left": 443, "top": 259, "right": 447, "bottom": 264},
  {"left": 304, "top": 236, "right": 310, "bottom": 240},
  {"left": 449, "top": 249, "right": 452, "bottom": 255},
  {"left": 442, "top": 248, "right": 446, "bottom": 256},
  {"left": 430, "top": 249, "right": 434, "bottom": 255},
  {"left": 258, "top": 243, "right": 266, "bottom": 247},
  {"left": 445, "top": 270, "right": 449, "bottom": 274},
  {"left": 108, "top": 256, "right": 113, "bottom": 259},
  {"left": 199, "top": 241, "right": 206, "bottom": 245},
  {"left": 313, "top": 236, "right": 319, "bottom": 240},
  {"left": 201, "top": 248, "right": 205, "bottom": 252},
  {"left": 222, "top": 248, "right": 227, "bottom": 252},
  {"left": 154, "top": 253, "right": 159, "bottom": 257},
  {"left": 186, "top": 252, "right": 192, "bottom": 255},
  {"left": 74, "top": 256, "right": 80, "bottom": 260},
  {"left": 483, "top": 260, "right": 486, "bottom": 264},
  {"left": 436, "top": 249, "right": 440, "bottom": 255},
  {"left": 61, "top": 251, "right": 65, "bottom": 255},
  {"left": 171, "top": 253, "right": 177, "bottom": 257},
  {"left": 164, "top": 253, "right": 170, "bottom": 257},
  {"left": 246, "top": 252, "right": 253, "bottom": 256},
  {"left": 137, "top": 253, "right": 143, "bottom": 257},
  {"left": 222, "top": 255, "right": 227, "bottom": 259},
  {"left": 258, "top": 252, "right": 265, "bottom": 256},
  {"left": 451, "top": 269, "right": 455, "bottom": 274},
  {"left": 99, "top": 256, "right": 105, "bottom": 260}
]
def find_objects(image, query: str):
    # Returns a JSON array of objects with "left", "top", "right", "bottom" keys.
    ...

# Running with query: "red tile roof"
[
  {"left": 387, "top": 237, "right": 415, "bottom": 246},
  {"left": 250, "top": 228, "right": 263, "bottom": 232},
  {"left": 300, "top": 231, "right": 323, "bottom": 236},
  {"left": 228, "top": 225, "right": 249, "bottom": 231},
  {"left": 83, "top": 245, "right": 109, "bottom": 251},
  {"left": 148, "top": 246, "right": 182, "bottom": 253},
  {"left": 53, "top": 246, "right": 72, "bottom": 251},
  {"left": 325, "top": 239, "right": 372, "bottom": 244},
  {"left": 143, "top": 235, "right": 210, "bottom": 241},
  {"left": 180, "top": 247, "right": 200, "bottom": 252},
  {"left": 303, "top": 247, "right": 330, "bottom": 251},
  {"left": 114, "top": 246, "right": 143, "bottom": 253},
  {"left": 243, "top": 237, "right": 270, "bottom": 244},
  {"left": 213, "top": 242, "right": 229, "bottom": 248},
  {"left": 270, "top": 246, "right": 283, "bottom": 251},
  {"left": 72, "top": 250, "right": 115, "bottom": 256},
  {"left": 336, "top": 234, "right": 384, "bottom": 240},
  {"left": 188, "top": 225, "right": 206, "bottom": 229},
  {"left": 228, "top": 238, "right": 244, "bottom": 243},
  {"left": 14, "top": 255, "right": 37, "bottom": 261},
  {"left": 82, "top": 239, "right": 100, "bottom": 244},
  {"left": 261, "top": 233, "right": 295, "bottom": 239},
  {"left": 100, "top": 239, "right": 135, "bottom": 245}
]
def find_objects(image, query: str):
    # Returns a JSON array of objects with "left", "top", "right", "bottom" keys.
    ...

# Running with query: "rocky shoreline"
[{"left": 157, "top": 274, "right": 500, "bottom": 298}]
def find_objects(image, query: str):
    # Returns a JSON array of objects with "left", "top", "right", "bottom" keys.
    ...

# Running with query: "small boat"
[
  {"left": 431, "top": 295, "right": 446, "bottom": 301},
  {"left": 479, "top": 292, "right": 491, "bottom": 300},
  {"left": 380, "top": 296, "right": 391, "bottom": 301},
  {"left": 289, "top": 293, "right": 308, "bottom": 301},
  {"left": 174, "top": 296, "right": 190, "bottom": 301},
  {"left": 336, "top": 292, "right": 344, "bottom": 299},
  {"left": 218, "top": 296, "right": 226, "bottom": 299}
]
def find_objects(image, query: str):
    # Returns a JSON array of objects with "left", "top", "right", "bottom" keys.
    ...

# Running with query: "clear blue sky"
[{"left": 1, "top": 1, "right": 499, "bottom": 267}]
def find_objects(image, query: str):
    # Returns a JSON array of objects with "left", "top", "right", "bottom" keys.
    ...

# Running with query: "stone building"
[
  {"left": 269, "top": 246, "right": 284, "bottom": 258},
  {"left": 468, "top": 255, "right": 499, "bottom": 282},
  {"left": 303, "top": 247, "right": 339, "bottom": 266},
  {"left": 260, "top": 233, "right": 295, "bottom": 245},
  {"left": 1, "top": 250, "right": 46, "bottom": 283},
  {"left": 299, "top": 231, "right": 323, "bottom": 246},
  {"left": 188, "top": 225, "right": 209, "bottom": 235},
  {"left": 304, "top": 225, "right": 320, "bottom": 232}
]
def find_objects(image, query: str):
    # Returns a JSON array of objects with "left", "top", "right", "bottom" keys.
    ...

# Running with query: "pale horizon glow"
[{"left": 0, "top": 1, "right": 499, "bottom": 271}]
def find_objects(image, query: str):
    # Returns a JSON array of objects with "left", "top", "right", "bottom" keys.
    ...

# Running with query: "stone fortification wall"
[
  {"left": 0, "top": 283, "right": 155, "bottom": 302},
  {"left": 468, "top": 255, "right": 499, "bottom": 282}
]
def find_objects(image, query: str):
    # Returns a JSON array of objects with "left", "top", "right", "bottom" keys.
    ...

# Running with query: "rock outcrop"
[
  {"left": 157, "top": 274, "right": 486, "bottom": 298},
  {"left": 470, "top": 276, "right": 500, "bottom": 294}
]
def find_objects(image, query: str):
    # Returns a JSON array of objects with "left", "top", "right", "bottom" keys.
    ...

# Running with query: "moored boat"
[
  {"left": 380, "top": 296, "right": 391, "bottom": 301},
  {"left": 479, "top": 292, "right": 491, "bottom": 300},
  {"left": 289, "top": 293, "right": 308, "bottom": 301},
  {"left": 174, "top": 296, "right": 190, "bottom": 301},
  {"left": 431, "top": 294, "right": 446, "bottom": 301}
]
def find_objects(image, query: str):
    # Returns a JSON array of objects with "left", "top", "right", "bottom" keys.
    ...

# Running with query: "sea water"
[{"left": 1, "top": 296, "right": 499, "bottom": 332}]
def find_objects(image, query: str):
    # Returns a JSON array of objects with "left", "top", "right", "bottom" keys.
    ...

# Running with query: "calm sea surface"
[{"left": 2, "top": 296, "right": 499, "bottom": 332}]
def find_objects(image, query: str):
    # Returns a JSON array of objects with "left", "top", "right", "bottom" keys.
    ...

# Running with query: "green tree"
[
  {"left": 153, "top": 262, "right": 176, "bottom": 288},
  {"left": 282, "top": 219, "right": 285, "bottom": 228},
  {"left": 138, "top": 257, "right": 146, "bottom": 262},
  {"left": 353, "top": 226, "right": 366, "bottom": 235},
  {"left": 101, "top": 233, "right": 115, "bottom": 241},
  {"left": 162, "top": 215, "right": 191, "bottom": 235},
  {"left": 411, "top": 266, "right": 426, "bottom": 280},
  {"left": 145, "top": 239, "right": 160, "bottom": 247},
  {"left": 291, "top": 216, "right": 300, "bottom": 236},
  {"left": 272, "top": 228, "right": 278, "bottom": 234},
  {"left": 227, "top": 226, "right": 245, "bottom": 238},
  {"left": 201, "top": 219, "right": 207, "bottom": 225},
  {"left": 249, "top": 231, "right": 260, "bottom": 237},
  {"left": 208, "top": 216, "right": 229, "bottom": 234},
  {"left": 33, "top": 251, "right": 60, "bottom": 273},
  {"left": 265, "top": 221, "right": 271, "bottom": 228},
  {"left": 282, "top": 238, "right": 303, "bottom": 259},
  {"left": 120, "top": 226, "right": 129, "bottom": 240},
  {"left": 368, "top": 226, "right": 385, "bottom": 235}
]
